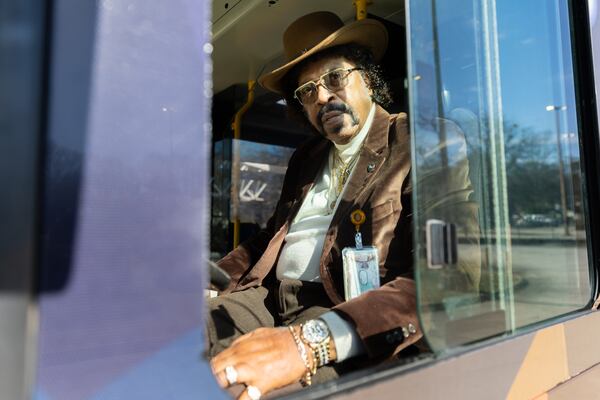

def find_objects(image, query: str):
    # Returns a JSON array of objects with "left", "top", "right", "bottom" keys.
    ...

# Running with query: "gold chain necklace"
[
  {"left": 327, "top": 145, "right": 363, "bottom": 212},
  {"left": 333, "top": 150, "right": 360, "bottom": 195}
]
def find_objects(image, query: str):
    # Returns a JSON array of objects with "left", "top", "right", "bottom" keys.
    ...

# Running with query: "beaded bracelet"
[
  {"left": 288, "top": 326, "right": 313, "bottom": 386},
  {"left": 314, "top": 340, "right": 330, "bottom": 367}
]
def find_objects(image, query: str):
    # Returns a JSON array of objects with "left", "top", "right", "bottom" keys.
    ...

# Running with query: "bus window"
[
  {"left": 211, "top": 138, "right": 295, "bottom": 258},
  {"left": 408, "top": 0, "right": 593, "bottom": 351},
  {"left": 209, "top": 84, "right": 307, "bottom": 258}
]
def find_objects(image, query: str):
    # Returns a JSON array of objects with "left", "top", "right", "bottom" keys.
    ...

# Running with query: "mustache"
[{"left": 317, "top": 102, "right": 358, "bottom": 128}]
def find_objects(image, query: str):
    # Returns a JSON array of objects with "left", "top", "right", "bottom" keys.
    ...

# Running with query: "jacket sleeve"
[
  {"left": 332, "top": 118, "right": 481, "bottom": 360},
  {"left": 332, "top": 277, "right": 420, "bottom": 359},
  {"left": 216, "top": 206, "right": 280, "bottom": 291}
]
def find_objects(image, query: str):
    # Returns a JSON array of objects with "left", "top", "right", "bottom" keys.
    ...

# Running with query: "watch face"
[{"left": 302, "top": 319, "right": 329, "bottom": 345}]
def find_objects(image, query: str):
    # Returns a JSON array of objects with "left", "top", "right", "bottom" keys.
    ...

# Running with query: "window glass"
[
  {"left": 407, "top": 0, "right": 592, "bottom": 352},
  {"left": 211, "top": 139, "right": 294, "bottom": 259}
]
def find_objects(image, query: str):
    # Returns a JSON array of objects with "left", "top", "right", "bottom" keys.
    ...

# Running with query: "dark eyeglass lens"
[
  {"left": 324, "top": 70, "right": 344, "bottom": 89},
  {"left": 296, "top": 84, "right": 316, "bottom": 104}
]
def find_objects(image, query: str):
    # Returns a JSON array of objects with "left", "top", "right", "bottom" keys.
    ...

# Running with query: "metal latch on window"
[{"left": 426, "top": 219, "right": 458, "bottom": 269}]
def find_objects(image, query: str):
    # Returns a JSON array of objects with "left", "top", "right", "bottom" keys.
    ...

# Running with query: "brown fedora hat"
[{"left": 258, "top": 11, "right": 388, "bottom": 94}]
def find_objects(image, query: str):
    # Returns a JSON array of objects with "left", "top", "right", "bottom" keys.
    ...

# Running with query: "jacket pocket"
[{"left": 370, "top": 199, "right": 397, "bottom": 223}]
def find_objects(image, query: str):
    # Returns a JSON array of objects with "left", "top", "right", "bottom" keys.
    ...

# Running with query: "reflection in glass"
[
  {"left": 211, "top": 139, "right": 294, "bottom": 259},
  {"left": 408, "top": 0, "right": 591, "bottom": 352}
]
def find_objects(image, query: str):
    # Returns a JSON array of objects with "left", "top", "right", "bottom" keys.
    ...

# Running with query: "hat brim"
[{"left": 258, "top": 19, "right": 388, "bottom": 94}]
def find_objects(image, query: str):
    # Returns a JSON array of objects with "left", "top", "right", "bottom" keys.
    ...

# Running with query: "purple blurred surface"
[{"left": 36, "top": 1, "right": 223, "bottom": 398}]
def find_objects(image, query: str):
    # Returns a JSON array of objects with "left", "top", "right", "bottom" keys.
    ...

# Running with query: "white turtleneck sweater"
[{"left": 276, "top": 103, "right": 376, "bottom": 361}]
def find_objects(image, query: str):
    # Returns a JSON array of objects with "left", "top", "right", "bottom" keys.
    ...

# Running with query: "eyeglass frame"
[{"left": 293, "top": 67, "right": 363, "bottom": 106}]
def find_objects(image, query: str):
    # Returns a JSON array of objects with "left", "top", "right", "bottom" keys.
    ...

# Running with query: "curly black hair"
[{"left": 281, "top": 44, "right": 392, "bottom": 126}]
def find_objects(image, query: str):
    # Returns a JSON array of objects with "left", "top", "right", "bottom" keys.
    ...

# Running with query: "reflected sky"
[{"left": 411, "top": 0, "right": 580, "bottom": 163}]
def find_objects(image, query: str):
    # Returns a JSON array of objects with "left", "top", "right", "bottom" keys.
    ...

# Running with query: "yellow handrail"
[
  {"left": 232, "top": 80, "right": 256, "bottom": 139},
  {"left": 354, "top": 0, "right": 368, "bottom": 20},
  {"left": 231, "top": 80, "right": 256, "bottom": 249}
]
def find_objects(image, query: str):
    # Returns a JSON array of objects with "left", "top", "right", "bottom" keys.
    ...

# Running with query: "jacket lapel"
[
  {"left": 319, "top": 105, "right": 392, "bottom": 302},
  {"left": 330, "top": 105, "right": 390, "bottom": 228}
]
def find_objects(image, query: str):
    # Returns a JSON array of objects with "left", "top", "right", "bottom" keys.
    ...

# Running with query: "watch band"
[{"left": 313, "top": 339, "right": 330, "bottom": 367}]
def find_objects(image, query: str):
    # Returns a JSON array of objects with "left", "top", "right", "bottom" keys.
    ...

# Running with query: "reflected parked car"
[{"left": 513, "top": 213, "right": 559, "bottom": 227}]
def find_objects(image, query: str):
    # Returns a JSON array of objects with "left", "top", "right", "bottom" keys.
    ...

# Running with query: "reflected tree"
[{"left": 503, "top": 121, "right": 562, "bottom": 219}]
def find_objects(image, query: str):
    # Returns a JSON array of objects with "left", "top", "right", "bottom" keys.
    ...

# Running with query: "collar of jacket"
[
  {"left": 293, "top": 103, "right": 392, "bottom": 205},
  {"left": 309, "top": 103, "right": 391, "bottom": 156}
]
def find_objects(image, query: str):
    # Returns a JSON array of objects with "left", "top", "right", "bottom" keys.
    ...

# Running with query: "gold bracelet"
[{"left": 288, "top": 326, "right": 313, "bottom": 386}]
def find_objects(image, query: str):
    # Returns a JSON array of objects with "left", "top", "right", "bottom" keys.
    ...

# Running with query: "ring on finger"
[
  {"left": 247, "top": 385, "right": 261, "bottom": 400},
  {"left": 224, "top": 365, "right": 238, "bottom": 386}
]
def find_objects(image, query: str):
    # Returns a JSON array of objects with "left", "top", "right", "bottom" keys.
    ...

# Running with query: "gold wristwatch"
[{"left": 301, "top": 319, "right": 332, "bottom": 367}]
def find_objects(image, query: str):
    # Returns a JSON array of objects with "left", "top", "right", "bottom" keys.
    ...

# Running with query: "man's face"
[{"left": 296, "top": 56, "right": 374, "bottom": 145}]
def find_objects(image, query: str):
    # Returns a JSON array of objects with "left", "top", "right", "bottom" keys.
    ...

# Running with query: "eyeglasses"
[{"left": 293, "top": 67, "right": 362, "bottom": 106}]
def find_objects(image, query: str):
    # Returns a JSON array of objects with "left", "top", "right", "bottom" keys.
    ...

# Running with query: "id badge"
[
  {"left": 342, "top": 246, "right": 380, "bottom": 301},
  {"left": 341, "top": 209, "right": 380, "bottom": 301}
]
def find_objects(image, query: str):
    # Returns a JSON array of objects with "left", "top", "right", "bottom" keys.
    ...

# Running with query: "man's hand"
[{"left": 211, "top": 327, "right": 310, "bottom": 400}]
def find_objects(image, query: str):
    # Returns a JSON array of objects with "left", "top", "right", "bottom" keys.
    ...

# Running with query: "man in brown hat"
[{"left": 208, "top": 11, "right": 479, "bottom": 400}]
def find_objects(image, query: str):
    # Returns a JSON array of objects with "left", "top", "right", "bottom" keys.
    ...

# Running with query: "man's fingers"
[
  {"left": 210, "top": 328, "right": 304, "bottom": 398},
  {"left": 212, "top": 364, "right": 231, "bottom": 388},
  {"left": 213, "top": 330, "right": 281, "bottom": 371},
  {"left": 230, "top": 327, "right": 274, "bottom": 346},
  {"left": 238, "top": 383, "right": 266, "bottom": 400},
  {"left": 212, "top": 362, "right": 254, "bottom": 388},
  {"left": 211, "top": 342, "right": 263, "bottom": 375}
]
